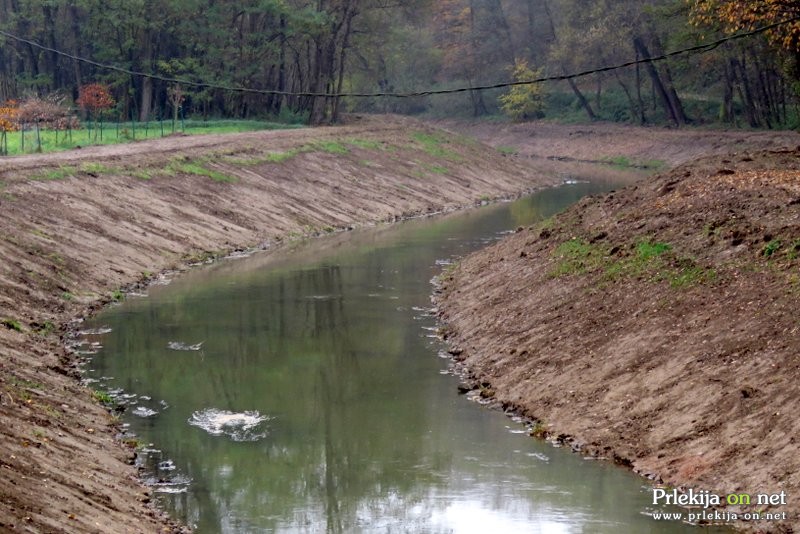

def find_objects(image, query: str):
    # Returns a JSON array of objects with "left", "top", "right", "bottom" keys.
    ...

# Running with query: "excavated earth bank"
[
  {"left": 437, "top": 122, "right": 800, "bottom": 533},
  {"left": 0, "top": 114, "right": 796, "bottom": 532}
]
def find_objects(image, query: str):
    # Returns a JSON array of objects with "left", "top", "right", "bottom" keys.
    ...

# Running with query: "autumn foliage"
[
  {"left": 690, "top": 0, "right": 800, "bottom": 51},
  {"left": 498, "top": 60, "right": 545, "bottom": 121},
  {"left": 76, "top": 83, "right": 115, "bottom": 116},
  {"left": 17, "top": 96, "right": 78, "bottom": 130},
  {"left": 0, "top": 100, "right": 19, "bottom": 132}
]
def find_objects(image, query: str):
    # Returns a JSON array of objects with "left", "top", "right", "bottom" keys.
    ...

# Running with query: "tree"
[
  {"left": 690, "top": 0, "right": 800, "bottom": 51},
  {"left": 498, "top": 60, "right": 546, "bottom": 120},
  {"left": 77, "top": 83, "right": 115, "bottom": 139},
  {"left": 0, "top": 100, "right": 19, "bottom": 156},
  {"left": 690, "top": 0, "right": 799, "bottom": 126}
]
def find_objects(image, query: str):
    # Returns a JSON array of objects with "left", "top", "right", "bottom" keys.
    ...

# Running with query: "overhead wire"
[{"left": 0, "top": 16, "right": 798, "bottom": 99}]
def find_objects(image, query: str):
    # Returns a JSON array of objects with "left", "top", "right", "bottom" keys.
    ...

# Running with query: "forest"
[{"left": 0, "top": 0, "right": 799, "bottom": 127}]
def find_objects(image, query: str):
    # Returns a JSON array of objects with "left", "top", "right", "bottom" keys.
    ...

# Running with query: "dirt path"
[
  {"left": 1, "top": 115, "right": 797, "bottom": 532},
  {"left": 436, "top": 122, "right": 800, "bottom": 533}
]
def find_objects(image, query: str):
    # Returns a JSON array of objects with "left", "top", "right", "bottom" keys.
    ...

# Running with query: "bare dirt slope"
[
  {"left": 442, "top": 119, "right": 799, "bottom": 168},
  {"left": 0, "top": 115, "right": 553, "bottom": 533},
  {"left": 437, "top": 139, "right": 800, "bottom": 532},
  {"left": 1, "top": 115, "right": 797, "bottom": 532}
]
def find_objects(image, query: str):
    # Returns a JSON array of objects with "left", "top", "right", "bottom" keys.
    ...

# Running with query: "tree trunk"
[
  {"left": 543, "top": 0, "right": 595, "bottom": 120},
  {"left": 651, "top": 36, "right": 688, "bottom": 125},
  {"left": 567, "top": 78, "right": 597, "bottom": 120},
  {"left": 485, "top": 0, "right": 516, "bottom": 64},
  {"left": 633, "top": 36, "right": 681, "bottom": 126},
  {"left": 635, "top": 49, "right": 645, "bottom": 124},
  {"left": 140, "top": 76, "right": 153, "bottom": 122},
  {"left": 732, "top": 56, "right": 759, "bottom": 127},
  {"left": 274, "top": 14, "right": 287, "bottom": 116},
  {"left": 613, "top": 70, "right": 639, "bottom": 124}
]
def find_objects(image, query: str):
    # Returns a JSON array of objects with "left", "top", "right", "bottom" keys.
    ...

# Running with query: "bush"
[{"left": 498, "top": 60, "right": 546, "bottom": 121}]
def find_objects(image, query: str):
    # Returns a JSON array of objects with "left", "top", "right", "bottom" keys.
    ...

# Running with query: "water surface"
[{"left": 84, "top": 170, "right": 726, "bottom": 533}]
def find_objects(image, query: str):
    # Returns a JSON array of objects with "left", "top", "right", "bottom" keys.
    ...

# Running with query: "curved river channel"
[{"left": 81, "top": 169, "right": 730, "bottom": 533}]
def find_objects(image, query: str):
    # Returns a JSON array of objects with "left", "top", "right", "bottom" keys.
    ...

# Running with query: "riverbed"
[{"left": 81, "top": 169, "right": 728, "bottom": 533}]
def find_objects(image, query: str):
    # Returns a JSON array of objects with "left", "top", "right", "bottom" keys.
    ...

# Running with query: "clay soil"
[
  {"left": 437, "top": 121, "right": 800, "bottom": 532},
  {"left": 0, "top": 114, "right": 797, "bottom": 532}
]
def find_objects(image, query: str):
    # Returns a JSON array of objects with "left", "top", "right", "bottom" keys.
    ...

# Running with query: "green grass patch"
[
  {"left": 669, "top": 264, "right": 716, "bottom": 287},
  {"left": 224, "top": 147, "right": 306, "bottom": 166},
  {"left": 2, "top": 318, "right": 23, "bottom": 331},
  {"left": 8, "top": 376, "right": 42, "bottom": 390},
  {"left": 30, "top": 228, "right": 50, "bottom": 239},
  {"left": 497, "top": 146, "right": 519, "bottom": 155},
  {"left": 636, "top": 240, "right": 671, "bottom": 260},
  {"left": 552, "top": 236, "right": 713, "bottom": 288},
  {"left": 30, "top": 166, "right": 77, "bottom": 181},
  {"left": 0, "top": 120, "right": 303, "bottom": 156},
  {"left": 79, "top": 162, "right": 117, "bottom": 175},
  {"left": 264, "top": 149, "right": 303, "bottom": 163},
  {"left": 603, "top": 155, "right": 633, "bottom": 169},
  {"left": 130, "top": 169, "right": 154, "bottom": 180},
  {"left": 167, "top": 159, "right": 235, "bottom": 183},
  {"left": 33, "top": 321, "right": 56, "bottom": 336},
  {"left": 111, "top": 289, "right": 125, "bottom": 302},
  {"left": 346, "top": 138, "right": 384, "bottom": 150},
  {"left": 550, "top": 238, "right": 605, "bottom": 276},
  {"left": 763, "top": 239, "right": 782, "bottom": 257},
  {"left": 602, "top": 155, "right": 665, "bottom": 171},
  {"left": 313, "top": 140, "right": 349, "bottom": 154},
  {"left": 92, "top": 390, "right": 114, "bottom": 405},
  {"left": 410, "top": 131, "right": 464, "bottom": 161}
]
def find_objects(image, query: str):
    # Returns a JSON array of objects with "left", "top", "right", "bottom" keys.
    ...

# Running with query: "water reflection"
[{"left": 85, "top": 171, "right": 729, "bottom": 533}]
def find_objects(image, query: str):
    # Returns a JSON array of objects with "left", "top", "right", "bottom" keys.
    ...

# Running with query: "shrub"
[{"left": 499, "top": 60, "right": 546, "bottom": 121}]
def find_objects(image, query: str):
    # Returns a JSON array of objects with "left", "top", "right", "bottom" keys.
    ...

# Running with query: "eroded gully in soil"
[{"left": 77, "top": 163, "right": 730, "bottom": 533}]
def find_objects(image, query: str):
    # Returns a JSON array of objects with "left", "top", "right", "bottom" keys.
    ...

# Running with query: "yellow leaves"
[
  {"left": 498, "top": 60, "right": 546, "bottom": 121},
  {"left": 0, "top": 101, "right": 19, "bottom": 132},
  {"left": 689, "top": 0, "right": 800, "bottom": 51}
]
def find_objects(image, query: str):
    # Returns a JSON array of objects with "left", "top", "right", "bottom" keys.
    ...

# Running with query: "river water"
[{"left": 82, "top": 169, "right": 728, "bottom": 533}]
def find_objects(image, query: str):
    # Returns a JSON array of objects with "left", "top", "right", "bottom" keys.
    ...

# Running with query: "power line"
[{"left": 0, "top": 16, "right": 798, "bottom": 99}]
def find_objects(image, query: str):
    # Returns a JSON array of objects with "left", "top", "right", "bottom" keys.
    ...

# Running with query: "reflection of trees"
[
  {"left": 88, "top": 180, "right": 679, "bottom": 532},
  {"left": 92, "top": 253, "right": 448, "bottom": 531}
]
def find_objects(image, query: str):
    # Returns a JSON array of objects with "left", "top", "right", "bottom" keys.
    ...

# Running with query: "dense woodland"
[{"left": 0, "top": 0, "right": 799, "bottom": 126}]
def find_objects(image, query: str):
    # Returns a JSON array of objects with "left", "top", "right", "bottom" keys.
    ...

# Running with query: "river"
[{"left": 81, "top": 168, "right": 729, "bottom": 533}]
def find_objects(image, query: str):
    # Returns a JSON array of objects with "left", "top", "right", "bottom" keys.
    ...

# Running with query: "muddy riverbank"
[
  {"left": 436, "top": 135, "right": 800, "bottom": 532},
  {"left": 1, "top": 115, "right": 797, "bottom": 532}
]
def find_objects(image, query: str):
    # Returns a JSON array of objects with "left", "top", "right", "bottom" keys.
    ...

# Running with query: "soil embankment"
[
  {"left": 0, "top": 115, "right": 797, "bottom": 532},
  {"left": 0, "top": 115, "right": 554, "bottom": 532},
  {"left": 437, "top": 123, "right": 800, "bottom": 532}
]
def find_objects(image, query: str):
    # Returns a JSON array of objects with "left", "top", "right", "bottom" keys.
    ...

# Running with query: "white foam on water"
[
  {"left": 167, "top": 341, "right": 204, "bottom": 351},
  {"left": 132, "top": 406, "right": 158, "bottom": 417},
  {"left": 154, "top": 486, "right": 188, "bottom": 494},
  {"left": 526, "top": 452, "right": 550, "bottom": 462},
  {"left": 188, "top": 408, "right": 272, "bottom": 442},
  {"left": 79, "top": 326, "right": 113, "bottom": 335}
]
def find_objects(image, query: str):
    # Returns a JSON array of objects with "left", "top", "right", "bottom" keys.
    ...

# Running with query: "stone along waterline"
[{"left": 82, "top": 174, "right": 729, "bottom": 533}]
